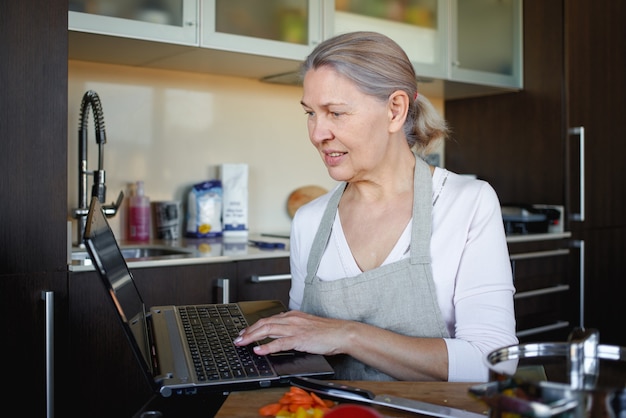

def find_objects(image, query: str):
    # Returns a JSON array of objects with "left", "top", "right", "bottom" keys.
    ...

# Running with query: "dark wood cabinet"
[
  {"left": 445, "top": 0, "right": 573, "bottom": 342},
  {"left": 574, "top": 227, "right": 626, "bottom": 345},
  {"left": 68, "top": 262, "right": 237, "bottom": 418},
  {"left": 1, "top": 1, "right": 68, "bottom": 417},
  {"left": 565, "top": 1, "right": 626, "bottom": 231},
  {"left": 445, "top": 0, "right": 626, "bottom": 346},
  {"left": 564, "top": 1, "right": 626, "bottom": 346},
  {"left": 507, "top": 235, "right": 576, "bottom": 343},
  {"left": 67, "top": 257, "right": 290, "bottom": 418},
  {"left": 444, "top": 1, "right": 565, "bottom": 206},
  {"left": 68, "top": 269, "right": 152, "bottom": 416},
  {"left": 0, "top": 273, "right": 68, "bottom": 416}
]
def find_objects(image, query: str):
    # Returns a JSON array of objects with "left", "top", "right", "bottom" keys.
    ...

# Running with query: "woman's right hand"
[{"left": 233, "top": 310, "right": 350, "bottom": 357}]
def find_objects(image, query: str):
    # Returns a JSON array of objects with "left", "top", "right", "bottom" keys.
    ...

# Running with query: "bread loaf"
[{"left": 287, "top": 185, "right": 327, "bottom": 218}]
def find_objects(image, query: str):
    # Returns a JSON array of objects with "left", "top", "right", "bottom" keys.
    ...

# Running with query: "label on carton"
[{"left": 221, "top": 163, "right": 248, "bottom": 236}]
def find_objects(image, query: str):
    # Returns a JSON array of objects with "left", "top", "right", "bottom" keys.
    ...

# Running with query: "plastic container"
[
  {"left": 128, "top": 181, "right": 151, "bottom": 241},
  {"left": 185, "top": 180, "right": 223, "bottom": 238}
]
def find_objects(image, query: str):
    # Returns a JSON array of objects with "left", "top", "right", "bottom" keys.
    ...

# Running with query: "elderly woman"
[{"left": 235, "top": 31, "right": 517, "bottom": 382}]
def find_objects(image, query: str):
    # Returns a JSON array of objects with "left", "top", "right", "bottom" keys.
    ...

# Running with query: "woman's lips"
[{"left": 323, "top": 151, "right": 346, "bottom": 166}]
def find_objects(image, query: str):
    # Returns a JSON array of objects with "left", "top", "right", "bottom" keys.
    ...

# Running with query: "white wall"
[{"left": 68, "top": 60, "right": 444, "bottom": 239}]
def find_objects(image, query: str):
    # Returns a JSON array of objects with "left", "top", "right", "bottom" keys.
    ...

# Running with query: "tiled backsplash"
[{"left": 68, "top": 60, "right": 444, "bottom": 240}]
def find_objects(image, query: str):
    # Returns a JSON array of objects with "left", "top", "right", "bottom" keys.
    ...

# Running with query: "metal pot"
[{"left": 469, "top": 328, "right": 626, "bottom": 418}]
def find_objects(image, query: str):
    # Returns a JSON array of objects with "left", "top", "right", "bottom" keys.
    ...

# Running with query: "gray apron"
[{"left": 300, "top": 156, "right": 450, "bottom": 381}]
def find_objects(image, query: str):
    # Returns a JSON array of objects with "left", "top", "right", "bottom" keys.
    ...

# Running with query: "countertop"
[
  {"left": 504, "top": 231, "right": 570, "bottom": 243},
  {"left": 69, "top": 231, "right": 572, "bottom": 273},
  {"left": 214, "top": 381, "right": 487, "bottom": 418},
  {"left": 68, "top": 233, "right": 290, "bottom": 272}
]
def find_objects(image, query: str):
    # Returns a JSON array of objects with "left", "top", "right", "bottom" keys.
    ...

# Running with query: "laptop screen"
[{"left": 83, "top": 197, "right": 155, "bottom": 379}]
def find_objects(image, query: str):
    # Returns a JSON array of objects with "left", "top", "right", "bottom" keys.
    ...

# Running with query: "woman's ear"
[{"left": 388, "top": 90, "right": 409, "bottom": 133}]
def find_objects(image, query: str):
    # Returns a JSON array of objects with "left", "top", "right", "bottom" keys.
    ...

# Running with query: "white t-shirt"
[{"left": 288, "top": 167, "right": 518, "bottom": 382}]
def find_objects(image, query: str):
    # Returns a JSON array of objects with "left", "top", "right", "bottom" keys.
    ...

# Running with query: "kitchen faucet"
[{"left": 72, "top": 90, "right": 123, "bottom": 246}]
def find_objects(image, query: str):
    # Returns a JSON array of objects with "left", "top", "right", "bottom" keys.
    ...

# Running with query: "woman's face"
[{"left": 301, "top": 66, "right": 394, "bottom": 183}]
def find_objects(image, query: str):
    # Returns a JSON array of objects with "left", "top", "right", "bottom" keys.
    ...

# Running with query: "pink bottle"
[{"left": 128, "top": 181, "right": 151, "bottom": 241}]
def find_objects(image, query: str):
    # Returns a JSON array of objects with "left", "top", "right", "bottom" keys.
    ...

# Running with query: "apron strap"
[
  {"left": 410, "top": 156, "right": 433, "bottom": 266},
  {"left": 305, "top": 183, "right": 346, "bottom": 284}
]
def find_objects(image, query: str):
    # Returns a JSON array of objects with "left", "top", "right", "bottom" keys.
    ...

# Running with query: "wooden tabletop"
[{"left": 215, "top": 381, "right": 489, "bottom": 418}]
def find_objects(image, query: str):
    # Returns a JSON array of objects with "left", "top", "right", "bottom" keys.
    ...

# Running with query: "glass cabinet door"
[
  {"left": 203, "top": 0, "right": 323, "bottom": 60},
  {"left": 331, "top": 0, "right": 447, "bottom": 79},
  {"left": 450, "top": 0, "right": 523, "bottom": 88},
  {"left": 69, "top": 0, "right": 198, "bottom": 45}
]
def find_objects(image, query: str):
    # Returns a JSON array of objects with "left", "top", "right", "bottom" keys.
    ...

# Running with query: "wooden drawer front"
[
  {"left": 236, "top": 257, "right": 291, "bottom": 307},
  {"left": 512, "top": 249, "right": 569, "bottom": 292},
  {"left": 132, "top": 263, "right": 236, "bottom": 305},
  {"left": 508, "top": 239, "right": 573, "bottom": 342}
]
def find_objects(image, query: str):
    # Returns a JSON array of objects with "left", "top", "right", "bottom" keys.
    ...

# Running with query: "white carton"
[{"left": 220, "top": 163, "right": 248, "bottom": 236}]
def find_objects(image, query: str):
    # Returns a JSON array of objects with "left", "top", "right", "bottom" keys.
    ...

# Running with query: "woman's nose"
[{"left": 309, "top": 119, "right": 332, "bottom": 144}]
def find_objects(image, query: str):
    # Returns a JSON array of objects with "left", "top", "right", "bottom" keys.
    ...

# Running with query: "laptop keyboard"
[{"left": 178, "top": 304, "right": 275, "bottom": 381}]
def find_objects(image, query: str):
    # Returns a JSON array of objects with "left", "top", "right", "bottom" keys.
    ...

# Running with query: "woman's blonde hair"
[{"left": 301, "top": 31, "right": 448, "bottom": 156}]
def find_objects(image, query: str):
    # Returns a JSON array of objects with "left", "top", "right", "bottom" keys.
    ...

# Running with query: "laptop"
[{"left": 83, "top": 196, "right": 334, "bottom": 397}]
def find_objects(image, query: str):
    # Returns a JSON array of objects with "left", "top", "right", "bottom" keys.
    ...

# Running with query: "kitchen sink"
[
  {"left": 118, "top": 246, "right": 193, "bottom": 259},
  {"left": 71, "top": 244, "right": 194, "bottom": 264}
]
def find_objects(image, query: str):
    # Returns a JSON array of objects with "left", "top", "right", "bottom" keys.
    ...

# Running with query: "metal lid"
[{"left": 485, "top": 329, "right": 626, "bottom": 390}]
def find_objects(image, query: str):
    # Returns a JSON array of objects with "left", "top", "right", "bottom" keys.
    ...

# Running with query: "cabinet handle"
[
  {"left": 516, "top": 321, "right": 570, "bottom": 338},
  {"left": 251, "top": 274, "right": 291, "bottom": 283},
  {"left": 568, "top": 126, "right": 585, "bottom": 221},
  {"left": 41, "top": 290, "right": 54, "bottom": 418},
  {"left": 509, "top": 248, "right": 569, "bottom": 261},
  {"left": 216, "top": 278, "right": 230, "bottom": 304},
  {"left": 515, "top": 284, "right": 570, "bottom": 299},
  {"left": 572, "top": 239, "right": 585, "bottom": 328}
]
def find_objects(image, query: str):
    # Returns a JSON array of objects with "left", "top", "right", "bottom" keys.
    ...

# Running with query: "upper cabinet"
[
  {"left": 450, "top": 0, "right": 522, "bottom": 89},
  {"left": 331, "top": 0, "right": 447, "bottom": 80},
  {"left": 69, "top": 0, "right": 323, "bottom": 80},
  {"left": 328, "top": 0, "right": 522, "bottom": 98},
  {"left": 202, "top": 0, "right": 323, "bottom": 60},
  {"left": 69, "top": 0, "right": 199, "bottom": 45},
  {"left": 68, "top": 0, "right": 523, "bottom": 99}
]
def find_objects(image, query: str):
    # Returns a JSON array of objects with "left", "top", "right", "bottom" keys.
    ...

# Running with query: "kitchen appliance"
[
  {"left": 469, "top": 328, "right": 626, "bottom": 418},
  {"left": 501, "top": 204, "right": 563, "bottom": 235}
]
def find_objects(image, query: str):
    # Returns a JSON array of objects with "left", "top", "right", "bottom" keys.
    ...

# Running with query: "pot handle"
[{"left": 567, "top": 327, "right": 600, "bottom": 390}]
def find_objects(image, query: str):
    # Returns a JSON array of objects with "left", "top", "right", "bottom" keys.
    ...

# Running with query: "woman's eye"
[{"left": 304, "top": 110, "right": 314, "bottom": 117}]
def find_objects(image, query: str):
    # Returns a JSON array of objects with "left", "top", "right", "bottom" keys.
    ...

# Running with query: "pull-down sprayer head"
[
  {"left": 73, "top": 90, "right": 123, "bottom": 246},
  {"left": 79, "top": 90, "right": 107, "bottom": 206}
]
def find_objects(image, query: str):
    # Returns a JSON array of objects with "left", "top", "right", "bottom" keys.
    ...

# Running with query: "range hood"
[
  {"left": 258, "top": 70, "right": 510, "bottom": 101},
  {"left": 260, "top": 70, "right": 436, "bottom": 88}
]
